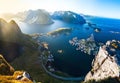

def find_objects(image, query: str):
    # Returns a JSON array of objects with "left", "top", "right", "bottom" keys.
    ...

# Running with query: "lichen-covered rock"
[{"left": 85, "top": 46, "right": 120, "bottom": 81}]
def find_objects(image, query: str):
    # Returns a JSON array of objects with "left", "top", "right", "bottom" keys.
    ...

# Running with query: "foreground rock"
[
  {"left": 85, "top": 42, "right": 120, "bottom": 81},
  {"left": 0, "top": 55, "right": 33, "bottom": 83}
]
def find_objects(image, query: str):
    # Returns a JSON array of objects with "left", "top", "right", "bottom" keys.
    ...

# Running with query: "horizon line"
[{"left": 0, "top": 9, "right": 120, "bottom": 20}]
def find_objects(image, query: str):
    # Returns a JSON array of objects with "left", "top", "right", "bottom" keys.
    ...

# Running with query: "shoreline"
[
  {"left": 37, "top": 41, "right": 84, "bottom": 81},
  {"left": 40, "top": 54, "right": 84, "bottom": 81}
]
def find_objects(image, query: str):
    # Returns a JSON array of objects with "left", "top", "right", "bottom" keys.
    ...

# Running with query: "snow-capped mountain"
[
  {"left": 52, "top": 11, "right": 86, "bottom": 24},
  {"left": 23, "top": 9, "right": 54, "bottom": 24}
]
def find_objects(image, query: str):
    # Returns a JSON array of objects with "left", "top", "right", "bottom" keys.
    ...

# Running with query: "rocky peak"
[
  {"left": 85, "top": 43, "right": 120, "bottom": 81},
  {"left": 0, "top": 18, "right": 22, "bottom": 42},
  {"left": 0, "top": 18, "right": 23, "bottom": 62},
  {"left": 8, "top": 20, "right": 22, "bottom": 34},
  {"left": 9, "top": 20, "right": 16, "bottom": 24},
  {"left": 0, "top": 18, "right": 7, "bottom": 30},
  {"left": 0, "top": 18, "right": 7, "bottom": 24}
]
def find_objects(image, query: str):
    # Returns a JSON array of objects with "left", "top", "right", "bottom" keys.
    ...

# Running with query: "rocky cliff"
[{"left": 85, "top": 43, "right": 120, "bottom": 81}]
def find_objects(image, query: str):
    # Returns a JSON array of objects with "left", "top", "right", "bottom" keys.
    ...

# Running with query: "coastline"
[{"left": 38, "top": 41, "right": 84, "bottom": 81}]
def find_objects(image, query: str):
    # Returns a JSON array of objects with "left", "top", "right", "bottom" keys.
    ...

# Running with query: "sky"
[{"left": 0, "top": 0, "right": 120, "bottom": 19}]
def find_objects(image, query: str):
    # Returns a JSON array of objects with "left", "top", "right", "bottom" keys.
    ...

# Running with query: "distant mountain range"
[
  {"left": 1, "top": 9, "right": 86, "bottom": 25},
  {"left": 21, "top": 10, "right": 86, "bottom": 24},
  {"left": 51, "top": 11, "right": 86, "bottom": 24}
]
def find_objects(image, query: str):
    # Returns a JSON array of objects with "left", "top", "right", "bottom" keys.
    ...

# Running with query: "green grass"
[
  {"left": 0, "top": 71, "right": 33, "bottom": 83},
  {"left": 11, "top": 36, "right": 81, "bottom": 83}
]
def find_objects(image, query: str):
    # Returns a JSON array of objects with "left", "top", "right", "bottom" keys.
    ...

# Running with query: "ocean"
[{"left": 18, "top": 16, "right": 120, "bottom": 77}]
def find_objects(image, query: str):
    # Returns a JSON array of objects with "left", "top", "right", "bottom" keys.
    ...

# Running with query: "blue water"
[
  {"left": 85, "top": 17, "right": 120, "bottom": 42},
  {"left": 18, "top": 17, "right": 120, "bottom": 77}
]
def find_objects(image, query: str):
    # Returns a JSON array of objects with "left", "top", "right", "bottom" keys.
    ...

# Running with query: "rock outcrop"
[
  {"left": 0, "top": 55, "right": 33, "bottom": 83},
  {"left": 23, "top": 9, "right": 53, "bottom": 24},
  {"left": 52, "top": 11, "right": 86, "bottom": 24},
  {"left": 0, "top": 54, "right": 14, "bottom": 75},
  {"left": 85, "top": 44, "right": 120, "bottom": 81}
]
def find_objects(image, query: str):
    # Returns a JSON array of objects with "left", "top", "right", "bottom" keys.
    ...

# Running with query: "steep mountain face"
[
  {"left": 0, "top": 54, "right": 14, "bottom": 75},
  {"left": 52, "top": 11, "right": 86, "bottom": 24},
  {"left": 0, "top": 18, "right": 38, "bottom": 62},
  {"left": 0, "top": 18, "right": 22, "bottom": 42},
  {"left": 85, "top": 44, "right": 120, "bottom": 81},
  {"left": 0, "top": 18, "right": 24, "bottom": 62},
  {"left": 23, "top": 9, "right": 53, "bottom": 24}
]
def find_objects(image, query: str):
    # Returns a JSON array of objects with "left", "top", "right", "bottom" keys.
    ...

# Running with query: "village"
[{"left": 69, "top": 34, "right": 99, "bottom": 55}]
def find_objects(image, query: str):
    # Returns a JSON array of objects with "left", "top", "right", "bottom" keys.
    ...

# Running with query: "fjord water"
[{"left": 18, "top": 17, "right": 120, "bottom": 77}]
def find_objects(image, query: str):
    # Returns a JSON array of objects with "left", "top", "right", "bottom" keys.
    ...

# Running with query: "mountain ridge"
[
  {"left": 52, "top": 11, "right": 86, "bottom": 24},
  {"left": 85, "top": 40, "right": 120, "bottom": 82}
]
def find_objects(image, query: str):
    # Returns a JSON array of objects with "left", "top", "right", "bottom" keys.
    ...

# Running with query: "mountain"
[
  {"left": 0, "top": 18, "right": 38, "bottom": 62},
  {"left": 22, "top": 9, "right": 53, "bottom": 24},
  {"left": 0, "top": 18, "right": 22, "bottom": 42},
  {"left": 0, "top": 18, "right": 77, "bottom": 83},
  {"left": 85, "top": 40, "right": 120, "bottom": 82},
  {"left": 52, "top": 11, "right": 86, "bottom": 24},
  {"left": 0, "top": 18, "right": 23, "bottom": 62}
]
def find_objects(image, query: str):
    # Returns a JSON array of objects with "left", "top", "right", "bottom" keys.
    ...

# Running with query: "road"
[{"left": 40, "top": 55, "right": 84, "bottom": 81}]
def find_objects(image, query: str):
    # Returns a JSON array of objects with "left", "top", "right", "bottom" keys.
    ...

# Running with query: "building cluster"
[
  {"left": 45, "top": 53, "right": 55, "bottom": 72},
  {"left": 69, "top": 34, "right": 99, "bottom": 55},
  {"left": 40, "top": 43, "right": 55, "bottom": 72}
]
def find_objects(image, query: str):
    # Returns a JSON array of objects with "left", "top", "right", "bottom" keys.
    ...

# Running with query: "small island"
[
  {"left": 47, "top": 28, "right": 72, "bottom": 36},
  {"left": 87, "top": 22, "right": 101, "bottom": 32}
]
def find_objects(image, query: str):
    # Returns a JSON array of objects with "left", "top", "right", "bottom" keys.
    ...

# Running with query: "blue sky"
[{"left": 0, "top": 0, "right": 120, "bottom": 19}]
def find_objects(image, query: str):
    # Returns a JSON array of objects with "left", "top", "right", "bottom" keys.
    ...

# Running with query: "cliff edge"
[{"left": 85, "top": 43, "right": 120, "bottom": 81}]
